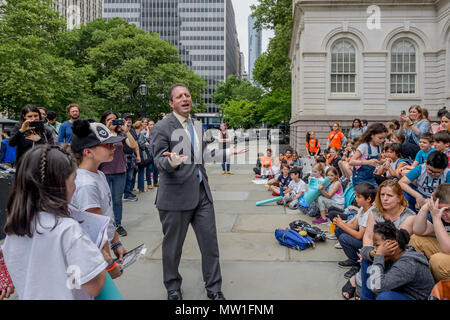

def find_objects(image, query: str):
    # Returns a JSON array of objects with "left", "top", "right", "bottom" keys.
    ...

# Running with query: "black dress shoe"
[
  {"left": 168, "top": 289, "right": 182, "bottom": 300},
  {"left": 207, "top": 291, "right": 226, "bottom": 300}
]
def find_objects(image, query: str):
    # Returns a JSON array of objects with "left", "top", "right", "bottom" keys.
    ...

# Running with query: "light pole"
[{"left": 139, "top": 79, "right": 147, "bottom": 118}]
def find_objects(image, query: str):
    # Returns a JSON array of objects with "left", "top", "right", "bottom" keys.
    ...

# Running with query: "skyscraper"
[
  {"left": 248, "top": 15, "right": 262, "bottom": 83},
  {"left": 53, "top": 0, "right": 103, "bottom": 30},
  {"left": 103, "top": 0, "right": 240, "bottom": 125}
]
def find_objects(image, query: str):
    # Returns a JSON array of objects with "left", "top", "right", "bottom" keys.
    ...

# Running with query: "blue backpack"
[{"left": 275, "top": 229, "right": 314, "bottom": 251}]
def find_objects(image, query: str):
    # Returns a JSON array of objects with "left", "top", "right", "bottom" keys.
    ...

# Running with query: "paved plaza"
[{"left": 114, "top": 141, "right": 349, "bottom": 300}]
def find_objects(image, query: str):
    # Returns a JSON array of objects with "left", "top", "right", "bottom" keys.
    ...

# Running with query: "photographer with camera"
[
  {"left": 399, "top": 105, "right": 431, "bottom": 147},
  {"left": 9, "top": 104, "right": 54, "bottom": 164},
  {"left": 99, "top": 111, "right": 139, "bottom": 237}
]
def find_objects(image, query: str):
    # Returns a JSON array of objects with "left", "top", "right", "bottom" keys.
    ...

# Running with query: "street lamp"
[{"left": 139, "top": 79, "right": 147, "bottom": 118}]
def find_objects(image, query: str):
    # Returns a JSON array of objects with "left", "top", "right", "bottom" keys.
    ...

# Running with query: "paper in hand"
[{"left": 115, "top": 244, "right": 147, "bottom": 270}]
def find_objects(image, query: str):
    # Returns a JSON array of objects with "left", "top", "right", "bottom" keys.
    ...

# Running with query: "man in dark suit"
[{"left": 150, "top": 83, "right": 247, "bottom": 300}]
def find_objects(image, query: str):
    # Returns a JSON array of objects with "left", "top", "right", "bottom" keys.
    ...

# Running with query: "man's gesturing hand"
[{"left": 163, "top": 152, "right": 188, "bottom": 166}]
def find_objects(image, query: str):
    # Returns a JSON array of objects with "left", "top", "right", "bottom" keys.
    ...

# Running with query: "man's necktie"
[{"left": 187, "top": 119, "right": 202, "bottom": 182}]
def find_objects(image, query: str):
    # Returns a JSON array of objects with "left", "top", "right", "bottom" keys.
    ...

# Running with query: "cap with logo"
[{"left": 71, "top": 119, "right": 125, "bottom": 153}]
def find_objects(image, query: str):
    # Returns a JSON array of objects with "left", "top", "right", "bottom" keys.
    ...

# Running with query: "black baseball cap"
[
  {"left": 71, "top": 119, "right": 125, "bottom": 153},
  {"left": 122, "top": 113, "right": 133, "bottom": 120}
]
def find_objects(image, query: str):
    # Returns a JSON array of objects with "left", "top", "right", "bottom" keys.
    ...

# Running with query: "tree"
[
  {"left": 59, "top": 18, "right": 207, "bottom": 121},
  {"left": 0, "top": 0, "right": 91, "bottom": 118},
  {"left": 256, "top": 88, "right": 291, "bottom": 125},
  {"left": 222, "top": 100, "right": 257, "bottom": 129},
  {"left": 213, "top": 75, "right": 263, "bottom": 105}
]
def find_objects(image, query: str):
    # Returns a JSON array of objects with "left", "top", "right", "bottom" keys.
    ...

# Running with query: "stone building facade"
[{"left": 289, "top": 0, "right": 450, "bottom": 155}]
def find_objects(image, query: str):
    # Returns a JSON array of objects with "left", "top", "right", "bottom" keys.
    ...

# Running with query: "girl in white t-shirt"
[
  {"left": 2, "top": 145, "right": 106, "bottom": 299},
  {"left": 314, "top": 167, "right": 345, "bottom": 225},
  {"left": 349, "top": 123, "right": 388, "bottom": 187},
  {"left": 70, "top": 119, "right": 128, "bottom": 280}
]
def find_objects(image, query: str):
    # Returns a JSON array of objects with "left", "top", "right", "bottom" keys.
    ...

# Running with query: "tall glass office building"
[
  {"left": 248, "top": 15, "right": 262, "bottom": 83},
  {"left": 103, "top": 0, "right": 241, "bottom": 125}
]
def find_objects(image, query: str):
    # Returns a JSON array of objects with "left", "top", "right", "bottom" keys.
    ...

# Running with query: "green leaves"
[
  {"left": 0, "top": 2, "right": 206, "bottom": 121},
  {"left": 222, "top": 100, "right": 257, "bottom": 129}
]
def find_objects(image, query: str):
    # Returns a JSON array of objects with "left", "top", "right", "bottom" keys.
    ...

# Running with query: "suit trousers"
[{"left": 158, "top": 181, "right": 222, "bottom": 292}]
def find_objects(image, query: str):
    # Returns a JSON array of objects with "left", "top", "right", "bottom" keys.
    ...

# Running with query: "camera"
[
  {"left": 29, "top": 121, "right": 44, "bottom": 129},
  {"left": 401, "top": 110, "right": 406, "bottom": 115},
  {"left": 112, "top": 119, "right": 125, "bottom": 126}
]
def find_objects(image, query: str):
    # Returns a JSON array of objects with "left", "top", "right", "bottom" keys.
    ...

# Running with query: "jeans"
[
  {"left": 105, "top": 172, "right": 126, "bottom": 226},
  {"left": 335, "top": 227, "right": 362, "bottom": 264},
  {"left": 124, "top": 167, "right": 136, "bottom": 198},
  {"left": 146, "top": 161, "right": 159, "bottom": 186},
  {"left": 137, "top": 165, "right": 146, "bottom": 191},
  {"left": 221, "top": 162, "right": 230, "bottom": 172}
]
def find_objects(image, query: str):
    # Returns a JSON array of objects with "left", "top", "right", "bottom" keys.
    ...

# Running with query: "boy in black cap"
[{"left": 70, "top": 119, "right": 128, "bottom": 279}]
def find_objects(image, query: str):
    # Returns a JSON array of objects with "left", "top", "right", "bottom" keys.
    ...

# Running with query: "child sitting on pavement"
[
  {"left": 268, "top": 163, "right": 291, "bottom": 196},
  {"left": 289, "top": 151, "right": 301, "bottom": 168},
  {"left": 410, "top": 183, "right": 450, "bottom": 282},
  {"left": 313, "top": 167, "right": 345, "bottom": 225},
  {"left": 433, "top": 130, "right": 450, "bottom": 168},
  {"left": 333, "top": 182, "right": 377, "bottom": 292},
  {"left": 399, "top": 150, "right": 450, "bottom": 211},
  {"left": 277, "top": 167, "right": 306, "bottom": 209},
  {"left": 299, "top": 164, "right": 326, "bottom": 218},
  {"left": 267, "top": 152, "right": 284, "bottom": 184}
]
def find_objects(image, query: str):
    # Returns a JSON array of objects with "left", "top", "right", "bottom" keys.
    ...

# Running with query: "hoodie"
[{"left": 368, "top": 251, "right": 435, "bottom": 300}]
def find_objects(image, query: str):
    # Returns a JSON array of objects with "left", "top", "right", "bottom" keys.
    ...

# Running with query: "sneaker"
[
  {"left": 116, "top": 225, "right": 127, "bottom": 237},
  {"left": 227, "top": 171, "right": 233, "bottom": 175},
  {"left": 338, "top": 259, "right": 356, "bottom": 268},
  {"left": 148, "top": 185, "right": 153, "bottom": 190},
  {"left": 124, "top": 196, "right": 138, "bottom": 202},
  {"left": 255, "top": 174, "right": 262, "bottom": 178},
  {"left": 222, "top": 171, "right": 226, "bottom": 175},
  {"left": 312, "top": 217, "right": 328, "bottom": 225},
  {"left": 326, "top": 233, "right": 337, "bottom": 240},
  {"left": 272, "top": 192, "right": 279, "bottom": 196},
  {"left": 276, "top": 199, "right": 284, "bottom": 205},
  {"left": 344, "top": 265, "right": 360, "bottom": 279},
  {"left": 334, "top": 242, "right": 343, "bottom": 249},
  {"left": 154, "top": 184, "right": 159, "bottom": 187}
]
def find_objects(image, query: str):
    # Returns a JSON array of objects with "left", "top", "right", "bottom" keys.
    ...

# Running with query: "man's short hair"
[
  {"left": 46, "top": 111, "right": 57, "bottom": 121},
  {"left": 290, "top": 167, "right": 302, "bottom": 177},
  {"left": 316, "top": 156, "right": 326, "bottom": 163},
  {"left": 385, "top": 143, "right": 403, "bottom": 157},
  {"left": 168, "top": 83, "right": 190, "bottom": 101},
  {"left": 433, "top": 183, "right": 450, "bottom": 205},
  {"left": 266, "top": 148, "right": 272, "bottom": 153},
  {"left": 420, "top": 132, "right": 434, "bottom": 143},
  {"left": 427, "top": 151, "right": 448, "bottom": 169},
  {"left": 434, "top": 130, "right": 450, "bottom": 144},
  {"left": 285, "top": 148, "right": 292, "bottom": 153},
  {"left": 354, "top": 182, "right": 377, "bottom": 203},
  {"left": 66, "top": 103, "right": 80, "bottom": 114},
  {"left": 362, "top": 119, "right": 368, "bottom": 125}
]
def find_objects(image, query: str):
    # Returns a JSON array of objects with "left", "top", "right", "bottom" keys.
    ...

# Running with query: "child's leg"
[{"left": 337, "top": 232, "right": 362, "bottom": 265}]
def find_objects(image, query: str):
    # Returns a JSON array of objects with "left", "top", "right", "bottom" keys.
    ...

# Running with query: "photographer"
[
  {"left": 399, "top": 105, "right": 431, "bottom": 147},
  {"left": 99, "top": 111, "right": 138, "bottom": 237},
  {"left": 9, "top": 104, "right": 54, "bottom": 164}
]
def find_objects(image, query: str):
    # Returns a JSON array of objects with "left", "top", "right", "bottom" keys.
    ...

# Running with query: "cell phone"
[
  {"left": 112, "top": 119, "right": 125, "bottom": 126},
  {"left": 29, "top": 121, "right": 44, "bottom": 128},
  {"left": 401, "top": 110, "right": 406, "bottom": 115}
]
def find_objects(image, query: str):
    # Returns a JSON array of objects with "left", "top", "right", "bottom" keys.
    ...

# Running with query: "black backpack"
[{"left": 289, "top": 220, "right": 326, "bottom": 242}]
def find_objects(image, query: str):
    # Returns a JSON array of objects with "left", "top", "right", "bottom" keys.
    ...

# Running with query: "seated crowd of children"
[{"left": 253, "top": 116, "right": 450, "bottom": 300}]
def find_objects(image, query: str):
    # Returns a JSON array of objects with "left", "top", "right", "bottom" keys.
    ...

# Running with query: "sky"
[{"left": 231, "top": 0, "right": 274, "bottom": 73}]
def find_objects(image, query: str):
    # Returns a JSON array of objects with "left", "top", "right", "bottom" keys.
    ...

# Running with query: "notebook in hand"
[
  {"left": 115, "top": 244, "right": 146, "bottom": 270},
  {"left": 0, "top": 257, "right": 13, "bottom": 293}
]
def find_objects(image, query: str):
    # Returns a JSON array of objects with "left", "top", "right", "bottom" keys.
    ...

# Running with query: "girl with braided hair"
[
  {"left": 1, "top": 145, "right": 107, "bottom": 299},
  {"left": 360, "top": 220, "right": 435, "bottom": 300}
]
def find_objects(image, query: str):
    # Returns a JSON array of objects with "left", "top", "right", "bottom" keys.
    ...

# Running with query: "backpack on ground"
[
  {"left": 289, "top": 220, "right": 326, "bottom": 242},
  {"left": 275, "top": 229, "right": 314, "bottom": 251}
]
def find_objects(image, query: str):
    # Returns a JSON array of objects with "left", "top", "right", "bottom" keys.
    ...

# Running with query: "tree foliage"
[
  {"left": 248, "top": 0, "right": 293, "bottom": 126},
  {"left": 0, "top": 0, "right": 91, "bottom": 118},
  {"left": 0, "top": 1, "right": 207, "bottom": 122},
  {"left": 222, "top": 100, "right": 257, "bottom": 129},
  {"left": 212, "top": 75, "right": 263, "bottom": 105}
]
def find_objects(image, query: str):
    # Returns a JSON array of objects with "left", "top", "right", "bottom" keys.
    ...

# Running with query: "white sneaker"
[
  {"left": 326, "top": 233, "right": 337, "bottom": 240},
  {"left": 334, "top": 242, "right": 342, "bottom": 249}
]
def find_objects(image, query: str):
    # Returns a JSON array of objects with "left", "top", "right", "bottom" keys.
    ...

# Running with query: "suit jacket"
[{"left": 150, "top": 113, "right": 226, "bottom": 211}]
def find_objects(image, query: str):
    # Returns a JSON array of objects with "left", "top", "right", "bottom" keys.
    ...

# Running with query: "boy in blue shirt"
[
  {"left": 412, "top": 132, "right": 435, "bottom": 167},
  {"left": 399, "top": 151, "right": 450, "bottom": 211}
]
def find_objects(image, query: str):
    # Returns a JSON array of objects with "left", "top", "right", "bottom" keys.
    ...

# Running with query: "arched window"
[
  {"left": 331, "top": 40, "right": 356, "bottom": 93},
  {"left": 390, "top": 40, "right": 416, "bottom": 94}
]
